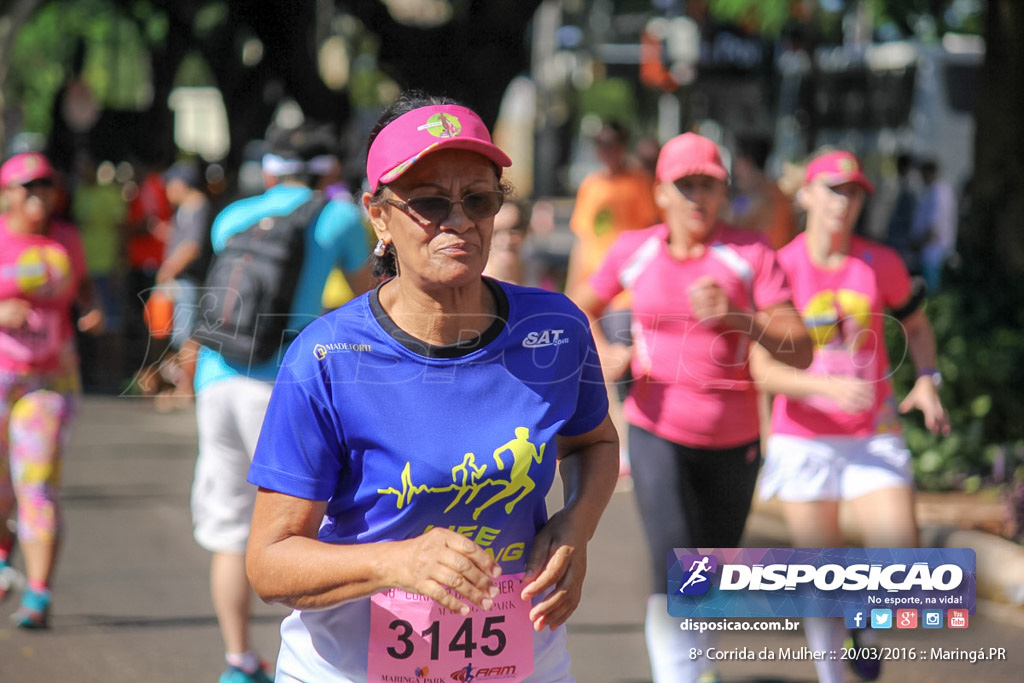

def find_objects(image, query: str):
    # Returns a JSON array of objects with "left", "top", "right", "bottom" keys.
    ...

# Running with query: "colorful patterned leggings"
[{"left": 0, "top": 370, "right": 77, "bottom": 543}]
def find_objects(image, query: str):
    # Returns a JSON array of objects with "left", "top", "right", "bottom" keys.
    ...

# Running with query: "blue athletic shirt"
[
  {"left": 194, "top": 184, "right": 369, "bottom": 393},
  {"left": 248, "top": 278, "right": 608, "bottom": 682}
]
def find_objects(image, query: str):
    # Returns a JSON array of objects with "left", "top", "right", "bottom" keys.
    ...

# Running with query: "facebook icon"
[{"left": 845, "top": 609, "right": 866, "bottom": 629}]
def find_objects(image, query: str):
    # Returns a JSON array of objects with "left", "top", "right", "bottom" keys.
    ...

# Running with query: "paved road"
[{"left": 1, "top": 395, "right": 1022, "bottom": 682}]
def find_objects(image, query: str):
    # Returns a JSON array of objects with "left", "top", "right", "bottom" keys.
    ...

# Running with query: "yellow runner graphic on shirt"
[
  {"left": 15, "top": 245, "right": 72, "bottom": 296},
  {"left": 802, "top": 289, "right": 872, "bottom": 349},
  {"left": 378, "top": 427, "right": 546, "bottom": 520}
]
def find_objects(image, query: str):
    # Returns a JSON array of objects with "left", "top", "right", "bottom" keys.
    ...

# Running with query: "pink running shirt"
[
  {"left": 0, "top": 216, "right": 87, "bottom": 372},
  {"left": 770, "top": 233, "right": 912, "bottom": 437},
  {"left": 590, "top": 222, "right": 792, "bottom": 448}
]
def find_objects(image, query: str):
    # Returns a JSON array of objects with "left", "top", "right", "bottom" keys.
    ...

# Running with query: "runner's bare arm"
[
  {"left": 748, "top": 300, "right": 813, "bottom": 369},
  {"left": 74, "top": 276, "right": 105, "bottom": 334},
  {"left": 246, "top": 489, "right": 501, "bottom": 614},
  {"left": 569, "top": 281, "right": 633, "bottom": 381},
  {"left": 897, "top": 307, "right": 950, "bottom": 434},
  {"left": 522, "top": 414, "right": 619, "bottom": 630},
  {"left": 748, "top": 344, "right": 875, "bottom": 414},
  {"left": 686, "top": 278, "right": 811, "bottom": 370}
]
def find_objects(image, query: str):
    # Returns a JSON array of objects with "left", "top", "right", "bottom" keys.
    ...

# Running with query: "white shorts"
[
  {"left": 191, "top": 377, "right": 274, "bottom": 554},
  {"left": 758, "top": 432, "right": 912, "bottom": 502}
]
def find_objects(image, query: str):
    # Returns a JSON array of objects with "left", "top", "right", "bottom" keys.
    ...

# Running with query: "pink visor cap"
[
  {"left": 0, "top": 152, "right": 56, "bottom": 189},
  {"left": 805, "top": 151, "right": 874, "bottom": 193},
  {"left": 366, "top": 104, "right": 512, "bottom": 193},
  {"left": 655, "top": 133, "right": 728, "bottom": 183}
]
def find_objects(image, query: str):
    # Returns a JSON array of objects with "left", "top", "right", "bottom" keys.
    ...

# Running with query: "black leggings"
[{"left": 629, "top": 425, "right": 762, "bottom": 593}]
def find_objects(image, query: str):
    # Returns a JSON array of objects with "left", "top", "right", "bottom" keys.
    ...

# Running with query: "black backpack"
[{"left": 193, "top": 193, "right": 328, "bottom": 363}]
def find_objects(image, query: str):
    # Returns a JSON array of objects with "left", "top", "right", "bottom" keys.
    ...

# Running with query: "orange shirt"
[
  {"left": 569, "top": 167, "right": 660, "bottom": 306},
  {"left": 732, "top": 182, "right": 797, "bottom": 250}
]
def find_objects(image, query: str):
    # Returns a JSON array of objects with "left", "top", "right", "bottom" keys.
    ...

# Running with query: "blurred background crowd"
[{"left": 0, "top": 0, "right": 1021, "bottom": 531}]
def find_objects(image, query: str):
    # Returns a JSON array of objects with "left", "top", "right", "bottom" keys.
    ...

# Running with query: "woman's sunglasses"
[
  {"left": 386, "top": 190, "right": 504, "bottom": 225},
  {"left": 22, "top": 178, "right": 55, "bottom": 191}
]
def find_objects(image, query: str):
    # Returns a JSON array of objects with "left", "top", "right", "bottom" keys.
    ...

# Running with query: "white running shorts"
[
  {"left": 758, "top": 432, "right": 912, "bottom": 502},
  {"left": 191, "top": 377, "right": 274, "bottom": 554}
]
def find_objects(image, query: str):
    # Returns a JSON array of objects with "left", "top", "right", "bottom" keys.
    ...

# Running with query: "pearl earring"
[{"left": 373, "top": 239, "right": 387, "bottom": 257}]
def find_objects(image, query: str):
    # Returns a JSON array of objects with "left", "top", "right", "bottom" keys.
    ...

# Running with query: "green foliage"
[
  {"left": 709, "top": 0, "right": 791, "bottom": 35},
  {"left": 708, "top": 0, "right": 984, "bottom": 40},
  {"left": 82, "top": 12, "right": 153, "bottom": 110},
  {"left": 9, "top": 0, "right": 155, "bottom": 135},
  {"left": 577, "top": 77, "right": 638, "bottom": 127},
  {"left": 174, "top": 52, "right": 216, "bottom": 89},
  {"left": 346, "top": 31, "right": 399, "bottom": 111},
  {"left": 131, "top": 1, "right": 169, "bottom": 45},
  {"left": 887, "top": 277, "right": 1024, "bottom": 491},
  {"left": 194, "top": 2, "right": 229, "bottom": 36},
  {"left": 9, "top": 6, "right": 68, "bottom": 136}
]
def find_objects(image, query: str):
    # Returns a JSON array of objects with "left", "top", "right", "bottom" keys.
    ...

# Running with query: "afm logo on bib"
[{"left": 677, "top": 554, "right": 718, "bottom": 595}]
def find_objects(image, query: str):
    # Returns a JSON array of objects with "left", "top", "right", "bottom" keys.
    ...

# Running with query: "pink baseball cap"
[
  {"left": 804, "top": 151, "right": 874, "bottom": 193},
  {"left": 0, "top": 152, "right": 56, "bottom": 189},
  {"left": 366, "top": 104, "right": 512, "bottom": 193},
  {"left": 655, "top": 133, "right": 728, "bottom": 183}
]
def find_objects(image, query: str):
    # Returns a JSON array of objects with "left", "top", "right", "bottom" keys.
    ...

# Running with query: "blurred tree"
[
  {"left": 966, "top": 0, "right": 1024, "bottom": 276},
  {"left": 707, "top": 0, "right": 1017, "bottom": 277},
  {"left": 0, "top": 0, "right": 46, "bottom": 150},
  {"left": 346, "top": 0, "right": 542, "bottom": 127},
  {"left": 2, "top": 0, "right": 542, "bottom": 175},
  {"left": 704, "top": 0, "right": 1024, "bottom": 493}
]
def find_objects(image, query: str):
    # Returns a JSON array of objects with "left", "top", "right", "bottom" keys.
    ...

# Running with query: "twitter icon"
[{"left": 871, "top": 609, "right": 892, "bottom": 629}]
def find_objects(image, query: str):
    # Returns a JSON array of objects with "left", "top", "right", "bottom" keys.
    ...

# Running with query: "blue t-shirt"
[
  {"left": 247, "top": 279, "right": 607, "bottom": 681},
  {"left": 250, "top": 279, "right": 607, "bottom": 563},
  {"left": 194, "top": 184, "right": 368, "bottom": 392}
]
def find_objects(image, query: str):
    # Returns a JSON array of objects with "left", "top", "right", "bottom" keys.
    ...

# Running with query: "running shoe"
[
  {"left": 845, "top": 629, "right": 882, "bottom": 681},
  {"left": 11, "top": 588, "right": 50, "bottom": 629},
  {"left": 218, "top": 665, "right": 274, "bottom": 683}
]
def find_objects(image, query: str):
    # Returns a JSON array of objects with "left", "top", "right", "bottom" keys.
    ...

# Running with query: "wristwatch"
[{"left": 918, "top": 367, "right": 942, "bottom": 388}]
